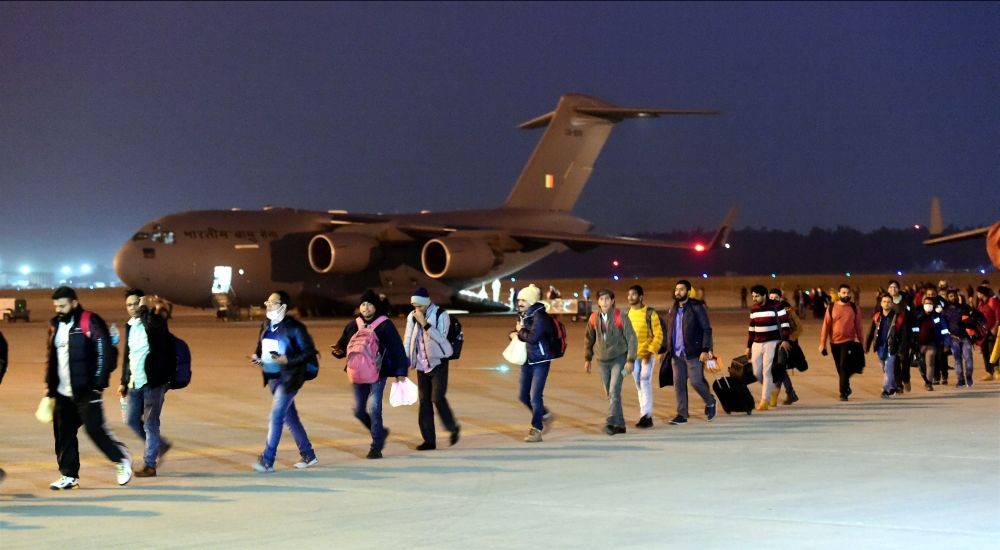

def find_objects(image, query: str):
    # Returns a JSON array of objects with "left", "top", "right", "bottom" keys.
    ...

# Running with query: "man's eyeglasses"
[{"left": 263, "top": 300, "right": 282, "bottom": 307}]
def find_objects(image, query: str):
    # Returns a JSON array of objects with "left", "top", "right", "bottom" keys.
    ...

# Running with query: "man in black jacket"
[
  {"left": 250, "top": 290, "right": 320, "bottom": 472},
  {"left": 46, "top": 286, "right": 131, "bottom": 490},
  {"left": 663, "top": 280, "right": 718, "bottom": 425},
  {"left": 116, "top": 288, "right": 175, "bottom": 477}
]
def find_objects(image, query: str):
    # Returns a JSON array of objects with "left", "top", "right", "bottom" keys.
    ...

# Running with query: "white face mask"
[
  {"left": 923, "top": 304, "right": 934, "bottom": 313},
  {"left": 266, "top": 304, "right": 286, "bottom": 323}
]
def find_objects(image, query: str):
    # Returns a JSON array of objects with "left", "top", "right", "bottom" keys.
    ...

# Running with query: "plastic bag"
[
  {"left": 389, "top": 378, "right": 418, "bottom": 407},
  {"left": 502, "top": 338, "right": 527, "bottom": 365},
  {"left": 35, "top": 397, "right": 54, "bottom": 423}
]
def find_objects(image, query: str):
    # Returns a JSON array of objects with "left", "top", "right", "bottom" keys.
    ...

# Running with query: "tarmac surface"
[{"left": 1, "top": 308, "right": 998, "bottom": 549}]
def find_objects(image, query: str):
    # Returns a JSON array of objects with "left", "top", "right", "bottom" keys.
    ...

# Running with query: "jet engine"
[
  {"left": 421, "top": 237, "right": 499, "bottom": 279},
  {"left": 308, "top": 232, "right": 379, "bottom": 274}
]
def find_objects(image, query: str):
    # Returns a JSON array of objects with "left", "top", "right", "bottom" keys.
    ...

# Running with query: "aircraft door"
[{"left": 211, "top": 266, "right": 233, "bottom": 294}]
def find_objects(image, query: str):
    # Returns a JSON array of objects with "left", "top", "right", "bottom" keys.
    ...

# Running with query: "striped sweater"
[{"left": 747, "top": 299, "right": 791, "bottom": 346}]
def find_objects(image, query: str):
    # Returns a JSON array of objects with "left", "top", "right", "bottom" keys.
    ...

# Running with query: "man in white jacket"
[{"left": 404, "top": 288, "right": 460, "bottom": 450}]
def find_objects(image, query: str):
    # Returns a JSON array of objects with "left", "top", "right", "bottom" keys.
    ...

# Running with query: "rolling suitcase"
[{"left": 712, "top": 376, "right": 755, "bottom": 415}]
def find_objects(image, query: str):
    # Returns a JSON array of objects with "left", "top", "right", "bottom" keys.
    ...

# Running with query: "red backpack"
[
  {"left": 549, "top": 316, "right": 567, "bottom": 359},
  {"left": 588, "top": 310, "right": 623, "bottom": 331},
  {"left": 346, "top": 316, "right": 388, "bottom": 384}
]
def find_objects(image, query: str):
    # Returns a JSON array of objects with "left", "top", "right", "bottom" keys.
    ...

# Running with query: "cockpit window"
[{"left": 133, "top": 230, "right": 174, "bottom": 244}]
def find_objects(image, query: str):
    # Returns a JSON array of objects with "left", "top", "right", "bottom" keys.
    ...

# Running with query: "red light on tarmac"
[{"left": 694, "top": 243, "right": 706, "bottom": 252}]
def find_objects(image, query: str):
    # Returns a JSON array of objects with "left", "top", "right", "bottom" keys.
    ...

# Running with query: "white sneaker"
[
  {"left": 50, "top": 475, "right": 80, "bottom": 491},
  {"left": 294, "top": 457, "right": 319, "bottom": 469},
  {"left": 252, "top": 455, "right": 275, "bottom": 473},
  {"left": 116, "top": 457, "right": 133, "bottom": 486}
]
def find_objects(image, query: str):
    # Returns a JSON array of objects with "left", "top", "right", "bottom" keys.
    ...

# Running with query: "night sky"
[{"left": 1, "top": 2, "right": 997, "bottom": 275}]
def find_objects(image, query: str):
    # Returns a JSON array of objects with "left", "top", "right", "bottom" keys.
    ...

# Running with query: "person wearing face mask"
[
  {"left": 819, "top": 284, "right": 864, "bottom": 401},
  {"left": 331, "top": 289, "right": 409, "bottom": 459},
  {"left": 942, "top": 289, "right": 978, "bottom": 388},
  {"left": 249, "top": 291, "right": 319, "bottom": 472},
  {"left": 45, "top": 286, "right": 132, "bottom": 490},
  {"left": 116, "top": 288, "right": 175, "bottom": 477},
  {"left": 911, "top": 296, "right": 951, "bottom": 391},
  {"left": 404, "top": 287, "right": 460, "bottom": 451}
]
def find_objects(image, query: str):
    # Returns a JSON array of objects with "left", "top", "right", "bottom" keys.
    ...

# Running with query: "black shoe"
[
  {"left": 366, "top": 448, "right": 383, "bottom": 459},
  {"left": 926, "top": 383, "right": 934, "bottom": 391},
  {"left": 450, "top": 426, "right": 460, "bottom": 446},
  {"left": 612, "top": 425, "right": 627, "bottom": 435},
  {"left": 839, "top": 395, "right": 849, "bottom": 401},
  {"left": 603, "top": 424, "right": 615, "bottom": 436},
  {"left": 880, "top": 391, "right": 890, "bottom": 399},
  {"left": 635, "top": 415, "right": 653, "bottom": 428},
  {"left": 416, "top": 442, "right": 436, "bottom": 451},
  {"left": 706, "top": 402, "right": 718, "bottom": 421},
  {"left": 669, "top": 415, "right": 688, "bottom": 425}
]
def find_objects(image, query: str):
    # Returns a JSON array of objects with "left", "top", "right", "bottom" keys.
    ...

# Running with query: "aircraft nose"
[{"left": 114, "top": 242, "right": 146, "bottom": 287}]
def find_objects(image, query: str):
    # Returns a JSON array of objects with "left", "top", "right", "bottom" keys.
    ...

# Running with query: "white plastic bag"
[
  {"left": 389, "top": 378, "right": 418, "bottom": 407},
  {"left": 35, "top": 397, "right": 55, "bottom": 423},
  {"left": 503, "top": 338, "right": 527, "bottom": 365}
]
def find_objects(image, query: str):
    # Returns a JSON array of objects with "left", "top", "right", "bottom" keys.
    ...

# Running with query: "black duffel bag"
[{"left": 729, "top": 355, "right": 757, "bottom": 385}]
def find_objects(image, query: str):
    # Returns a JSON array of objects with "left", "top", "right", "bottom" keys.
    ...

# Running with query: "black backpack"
[{"left": 435, "top": 310, "right": 464, "bottom": 360}]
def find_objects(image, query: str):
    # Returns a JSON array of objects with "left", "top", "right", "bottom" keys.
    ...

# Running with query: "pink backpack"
[{"left": 346, "top": 316, "right": 388, "bottom": 384}]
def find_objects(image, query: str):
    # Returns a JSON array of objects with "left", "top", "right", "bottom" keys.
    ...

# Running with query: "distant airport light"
[
  {"left": 510, "top": 277, "right": 516, "bottom": 282},
  {"left": 613, "top": 274, "right": 620, "bottom": 281},
  {"left": 724, "top": 243, "right": 731, "bottom": 249},
  {"left": 545, "top": 174, "right": 555, "bottom": 189},
  {"left": 611, "top": 260, "right": 620, "bottom": 267},
  {"left": 80, "top": 264, "right": 93, "bottom": 275},
  {"left": 896, "top": 270, "right": 903, "bottom": 276},
  {"left": 981, "top": 269, "right": 987, "bottom": 275},
  {"left": 702, "top": 273, "right": 709, "bottom": 279},
  {"left": 770, "top": 273, "right": 777, "bottom": 278},
  {"left": 694, "top": 243, "right": 706, "bottom": 252},
  {"left": 845, "top": 272, "right": 852, "bottom": 277},
  {"left": 19, "top": 265, "right": 31, "bottom": 275},
  {"left": 61, "top": 266, "right": 72, "bottom": 275},
  {"left": 914, "top": 224, "right": 921, "bottom": 230}
]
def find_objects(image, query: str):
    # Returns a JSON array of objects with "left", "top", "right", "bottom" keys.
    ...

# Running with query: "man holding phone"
[{"left": 249, "top": 291, "right": 319, "bottom": 472}]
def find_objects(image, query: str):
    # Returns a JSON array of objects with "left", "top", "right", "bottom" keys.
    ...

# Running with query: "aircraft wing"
[{"left": 923, "top": 226, "right": 991, "bottom": 245}]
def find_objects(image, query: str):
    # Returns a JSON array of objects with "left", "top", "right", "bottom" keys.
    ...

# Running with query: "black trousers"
[
  {"left": 53, "top": 393, "right": 127, "bottom": 478},
  {"left": 417, "top": 360, "right": 458, "bottom": 445},
  {"left": 830, "top": 342, "right": 854, "bottom": 397},
  {"left": 982, "top": 332, "right": 997, "bottom": 374}
]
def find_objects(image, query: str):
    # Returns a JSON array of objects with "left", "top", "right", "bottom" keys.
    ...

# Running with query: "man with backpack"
[
  {"left": 511, "top": 284, "right": 557, "bottom": 443},
  {"left": 116, "top": 288, "right": 175, "bottom": 478},
  {"left": 622, "top": 285, "right": 663, "bottom": 428},
  {"left": 865, "top": 293, "right": 905, "bottom": 398},
  {"left": 942, "top": 288, "right": 980, "bottom": 388},
  {"left": 819, "top": 284, "right": 864, "bottom": 402},
  {"left": 46, "top": 286, "right": 132, "bottom": 490},
  {"left": 331, "top": 289, "right": 409, "bottom": 459},
  {"left": 404, "top": 288, "right": 461, "bottom": 451},
  {"left": 584, "top": 289, "right": 631, "bottom": 435},
  {"left": 663, "top": 280, "right": 718, "bottom": 425},
  {"left": 250, "top": 291, "right": 319, "bottom": 472}
]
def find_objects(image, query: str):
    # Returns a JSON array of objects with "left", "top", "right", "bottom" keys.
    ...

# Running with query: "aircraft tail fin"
[
  {"left": 929, "top": 197, "right": 943, "bottom": 236},
  {"left": 502, "top": 94, "right": 718, "bottom": 212}
]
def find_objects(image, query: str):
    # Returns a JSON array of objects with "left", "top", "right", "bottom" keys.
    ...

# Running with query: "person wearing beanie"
[
  {"left": 404, "top": 288, "right": 461, "bottom": 450},
  {"left": 331, "top": 289, "right": 409, "bottom": 459},
  {"left": 511, "top": 284, "right": 556, "bottom": 442}
]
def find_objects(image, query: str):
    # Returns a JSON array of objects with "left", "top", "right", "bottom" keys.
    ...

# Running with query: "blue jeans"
[
  {"left": 949, "top": 337, "right": 975, "bottom": 384},
  {"left": 877, "top": 350, "right": 897, "bottom": 393},
  {"left": 597, "top": 359, "right": 626, "bottom": 427},
  {"left": 126, "top": 383, "right": 170, "bottom": 468},
  {"left": 672, "top": 354, "right": 716, "bottom": 419},
  {"left": 262, "top": 378, "right": 314, "bottom": 467},
  {"left": 519, "top": 362, "right": 550, "bottom": 430},
  {"left": 353, "top": 378, "right": 388, "bottom": 450}
]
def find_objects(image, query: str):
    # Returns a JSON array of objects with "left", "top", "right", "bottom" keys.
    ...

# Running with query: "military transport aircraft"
[{"left": 115, "top": 93, "right": 734, "bottom": 313}]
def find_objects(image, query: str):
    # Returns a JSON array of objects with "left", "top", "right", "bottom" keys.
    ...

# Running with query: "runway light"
[
  {"left": 702, "top": 273, "right": 709, "bottom": 279},
  {"left": 611, "top": 260, "right": 620, "bottom": 267},
  {"left": 694, "top": 243, "right": 706, "bottom": 252},
  {"left": 613, "top": 274, "right": 620, "bottom": 281},
  {"left": 80, "top": 264, "right": 92, "bottom": 275},
  {"left": 770, "top": 273, "right": 776, "bottom": 278},
  {"left": 19, "top": 265, "right": 31, "bottom": 275},
  {"left": 724, "top": 243, "right": 731, "bottom": 249},
  {"left": 510, "top": 277, "right": 516, "bottom": 283},
  {"left": 896, "top": 270, "right": 903, "bottom": 276},
  {"left": 981, "top": 269, "right": 987, "bottom": 275},
  {"left": 845, "top": 272, "right": 852, "bottom": 277},
  {"left": 496, "top": 365, "right": 509, "bottom": 373}
]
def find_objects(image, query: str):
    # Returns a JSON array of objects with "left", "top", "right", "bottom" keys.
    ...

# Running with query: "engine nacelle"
[
  {"left": 308, "top": 232, "right": 379, "bottom": 274},
  {"left": 421, "top": 237, "right": 499, "bottom": 279}
]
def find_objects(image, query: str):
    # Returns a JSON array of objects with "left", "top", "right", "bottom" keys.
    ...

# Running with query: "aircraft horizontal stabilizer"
[{"left": 923, "top": 226, "right": 990, "bottom": 245}]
